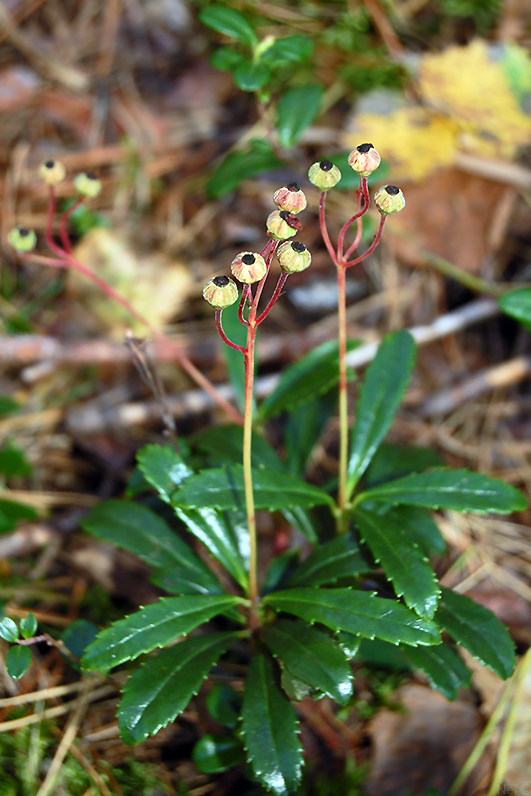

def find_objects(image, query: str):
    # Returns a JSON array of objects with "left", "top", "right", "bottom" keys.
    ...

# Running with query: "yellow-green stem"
[
  {"left": 337, "top": 263, "right": 349, "bottom": 534},
  {"left": 243, "top": 321, "right": 258, "bottom": 606}
]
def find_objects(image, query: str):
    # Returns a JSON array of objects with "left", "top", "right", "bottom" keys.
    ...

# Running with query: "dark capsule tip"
[
  {"left": 86, "top": 172, "right": 97, "bottom": 180},
  {"left": 213, "top": 275, "right": 230, "bottom": 287},
  {"left": 357, "top": 143, "right": 373, "bottom": 153},
  {"left": 320, "top": 160, "right": 333, "bottom": 171},
  {"left": 18, "top": 227, "right": 29, "bottom": 236},
  {"left": 279, "top": 210, "right": 290, "bottom": 220},
  {"left": 44, "top": 160, "right": 55, "bottom": 168},
  {"left": 386, "top": 185, "right": 400, "bottom": 195},
  {"left": 287, "top": 182, "right": 300, "bottom": 191},
  {"left": 291, "top": 241, "right": 306, "bottom": 252},
  {"left": 241, "top": 254, "right": 255, "bottom": 265}
]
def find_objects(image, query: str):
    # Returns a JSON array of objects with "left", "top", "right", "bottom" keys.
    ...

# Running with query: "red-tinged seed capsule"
[
  {"left": 38, "top": 159, "right": 66, "bottom": 186},
  {"left": 277, "top": 240, "right": 311, "bottom": 274},
  {"left": 374, "top": 185, "right": 405, "bottom": 215},
  {"left": 8, "top": 227, "right": 37, "bottom": 252},
  {"left": 203, "top": 275, "right": 239, "bottom": 309},
  {"left": 231, "top": 252, "right": 267, "bottom": 284},
  {"left": 273, "top": 183, "right": 307, "bottom": 214},
  {"left": 74, "top": 172, "right": 102, "bottom": 198},
  {"left": 266, "top": 210, "right": 298, "bottom": 241},
  {"left": 347, "top": 143, "right": 381, "bottom": 177},
  {"left": 308, "top": 160, "right": 341, "bottom": 191}
]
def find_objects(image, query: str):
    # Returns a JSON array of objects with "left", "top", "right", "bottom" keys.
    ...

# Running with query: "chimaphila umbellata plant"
[{"left": 3, "top": 146, "right": 527, "bottom": 795}]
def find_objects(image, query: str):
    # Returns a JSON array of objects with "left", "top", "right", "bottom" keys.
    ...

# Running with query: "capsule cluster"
[
  {"left": 203, "top": 182, "right": 312, "bottom": 310},
  {"left": 307, "top": 143, "right": 405, "bottom": 216},
  {"left": 8, "top": 160, "right": 103, "bottom": 254}
]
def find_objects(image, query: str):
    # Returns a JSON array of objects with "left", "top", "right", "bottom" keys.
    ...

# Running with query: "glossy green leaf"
[
  {"left": 386, "top": 505, "right": 447, "bottom": 557},
  {"left": 365, "top": 442, "right": 445, "bottom": 488},
  {"left": 172, "top": 465, "right": 334, "bottom": 512},
  {"left": 347, "top": 330, "right": 416, "bottom": 493},
  {"left": 261, "top": 35, "right": 313, "bottom": 68},
  {"left": 285, "top": 393, "right": 335, "bottom": 476},
  {"left": 210, "top": 47, "right": 244, "bottom": 72},
  {"left": 241, "top": 651, "right": 302, "bottom": 795},
  {"left": 0, "top": 444, "right": 32, "bottom": 478},
  {"left": 193, "top": 734, "right": 244, "bottom": 774},
  {"left": 357, "top": 469, "right": 528, "bottom": 514},
  {"left": 0, "top": 617, "right": 19, "bottom": 642},
  {"left": 353, "top": 505, "right": 440, "bottom": 619},
  {"left": 0, "top": 499, "right": 38, "bottom": 532},
  {"left": 0, "top": 396, "right": 20, "bottom": 417},
  {"left": 192, "top": 424, "right": 283, "bottom": 472},
  {"left": 6, "top": 645, "right": 31, "bottom": 680},
  {"left": 280, "top": 506, "right": 318, "bottom": 544},
  {"left": 276, "top": 84, "right": 324, "bottom": 149},
  {"left": 61, "top": 620, "right": 99, "bottom": 661},
  {"left": 403, "top": 643, "right": 471, "bottom": 700},
  {"left": 498, "top": 288, "right": 531, "bottom": 332},
  {"left": 234, "top": 59, "right": 271, "bottom": 91},
  {"left": 82, "top": 594, "right": 242, "bottom": 672},
  {"left": 206, "top": 683, "right": 241, "bottom": 728},
  {"left": 118, "top": 632, "right": 238, "bottom": 744},
  {"left": 150, "top": 565, "right": 224, "bottom": 596},
  {"left": 436, "top": 588, "right": 516, "bottom": 679},
  {"left": 264, "top": 588, "right": 440, "bottom": 646},
  {"left": 259, "top": 339, "right": 360, "bottom": 421},
  {"left": 199, "top": 5, "right": 256, "bottom": 46},
  {"left": 138, "top": 445, "right": 248, "bottom": 587},
  {"left": 287, "top": 535, "right": 369, "bottom": 588},
  {"left": 207, "top": 140, "right": 284, "bottom": 199},
  {"left": 264, "top": 619, "right": 352, "bottom": 704},
  {"left": 19, "top": 612, "right": 37, "bottom": 640}
]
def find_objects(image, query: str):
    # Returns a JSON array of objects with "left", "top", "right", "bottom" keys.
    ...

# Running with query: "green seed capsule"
[
  {"left": 266, "top": 210, "right": 298, "bottom": 241},
  {"left": 203, "top": 276, "right": 239, "bottom": 309},
  {"left": 347, "top": 143, "right": 381, "bottom": 177},
  {"left": 273, "top": 183, "right": 307, "bottom": 214},
  {"left": 74, "top": 172, "right": 102, "bottom": 198},
  {"left": 308, "top": 160, "right": 341, "bottom": 191},
  {"left": 231, "top": 252, "right": 267, "bottom": 284},
  {"left": 8, "top": 227, "right": 37, "bottom": 253},
  {"left": 374, "top": 185, "right": 405, "bottom": 215},
  {"left": 277, "top": 240, "right": 311, "bottom": 274},
  {"left": 39, "top": 159, "right": 66, "bottom": 186}
]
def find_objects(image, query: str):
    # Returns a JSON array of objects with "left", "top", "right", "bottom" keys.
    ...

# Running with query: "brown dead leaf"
[
  {"left": 364, "top": 684, "right": 491, "bottom": 795},
  {"left": 69, "top": 228, "right": 192, "bottom": 336}
]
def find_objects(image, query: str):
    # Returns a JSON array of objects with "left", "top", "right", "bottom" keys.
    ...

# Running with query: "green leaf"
[
  {"left": 0, "top": 499, "right": 38, "bottom": 532},
  {"left": 172, "top": 465, "right": 334, "bottom": 512},
  {"left": 287, "top": 535, "right": 369, "bottom": 588},
  {"left": 498, "top": 288, "right": 531, "bottom": 332},
  {"left": 261, "top": 36, "right": 313, "bottom": 68},
  {"left": 0, "top": 395, "right": 20, "bottom": 417},
  {"left": 0, "top": 617, "right": 19, "bottom": 642},
  {"left": 81, "top": 499, "right": 207, "bottom": 575},
  {"left": 259, "top": 339, "right": 360, "bottom": 421},
  {"left": 280, "top": 506, "right": 318, "bottom": 544},
  {"left": 6, "top": 645, "right": 31, "bottom": 680},
  {"left": 234, "top": 59, "right": 271, "bottom": 91},
  {"left": 206, "top": 683, "right": 241, "bottom": 728},
  {"left": 137, "top": 445, "right": 249, "bottom": 588},
  {"left": 82, "top": 594, "right": 242, "bottom": 672},
  {"left": 357, "top": 469, "right": 528, "bottom": 514},
  {"left": 264, "top": 588, "right": 441, "bottom": 646},
  {"left": 263, "top": 549, "right": 299, "bottom": 594},
  {"left": 118, "top": 632, "right": 238, "bottom": 744},
  {"left": 150, "top": 565, "right": 224, "bottom": 596},
  {"left": 0, "top": 444, "right": 32, "bottom": 478},
  {"left": 365, "top": 442, "right": 445, "bottom": 488},
  {"left": 386, "top": 505, "right": 447, "bottom": 557},
  {"left": 199, "top": 5, "right": 256, "bottom": 46},
  {"left": 436, "top": 588, "right": 516, "bottom": 679},
  {"left": 264, "top": 619, "right": 352, "bottom": 704},
  {"left": 285, "top": 393, "right": 335, "bottom": 476},
  {"left": 353, "top": 505, "right": 440, "bottom": 619},
  {"left": 207, "top": 140, "right": 284, "bottom": 199},
  {"left": 19, "top": 612, "right": 37, "bottom": 639},
  {"left": 193, "top": 424, "right": 283, "bottom": 473},
  {"left": 219, "top": 302, "right": 248, "bottom": 414},
  {"left": 347, "top": 330, "right": 416, "bottom": 493},
  {"left": 61, "top": 620, "right": 99, "bottom": 661},
  {"left": 193, "top": 734, "right": 244, "bottom": 774},
  {"left": 402, "top": 644, "right": 471, "bottom": 701},
  {"left": 210, "top": 47, "right": 244, "bottom": 72},
  {"left": 276, "top": 84, "right": 324, "bottom": 149},
  {"left": 241, "top": 651, "right": 302, "bottom": 795}
]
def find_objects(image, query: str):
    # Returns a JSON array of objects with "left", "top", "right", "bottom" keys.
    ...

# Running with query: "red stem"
[
  {"left": 45, "top": 187, "right": 68, "bottom": 259},
  {"left": 253, "top": 240, "right": 278, "bottom": 309},
  {"left": 345, "top": 215, "right": 386, "bottom": 269},
  {"left": 339, "top": 178, "right": 369, "bottom": 261},
  {"left": 238, "top": 284, "right": 251, "bottom": 326},
  {"left": 215, "top": 310, "right": 246, "bottom": 353},
  {"left": 256, "top": 272, "right": 289, "bottom": 325},
  {"left": 58, "top": 198, "right": 83, "bottom": 253},
  {"left": 319, "top": 192, "right": 338, "bottom": 264}
]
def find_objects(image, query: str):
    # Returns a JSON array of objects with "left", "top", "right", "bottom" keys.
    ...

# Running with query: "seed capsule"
[
  {"left": 231, "top": 252, "right": 267, "bottom": 284},
  {"left": 277, "top": 240, "right": 311, "bottom": 274},
  {"left": 8, "top": 227, "right": 37, "bottom": 252},
  {"left": 374, "top": 185, "right": 405, "bottom": 215},
  {"left": 308, "top": 160, "right": 341, "bottom": 191},
  {"left": 39, "top": 159, "right": 66, "bottom": 186},
  {"left": 273, "top": 183, "right": 307, "bottom": 214},
  {"left": 203, "top": 275, "right": 239, "bottom": 309},
  {"left": 266, "top": 210, "right": 298, "bottom": 241},
  {"left": 74, "top": 172, "right": 102, "bottom": 199},
  {"left": 347, "top": 143, "right": 381, "bottom": 177}
]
